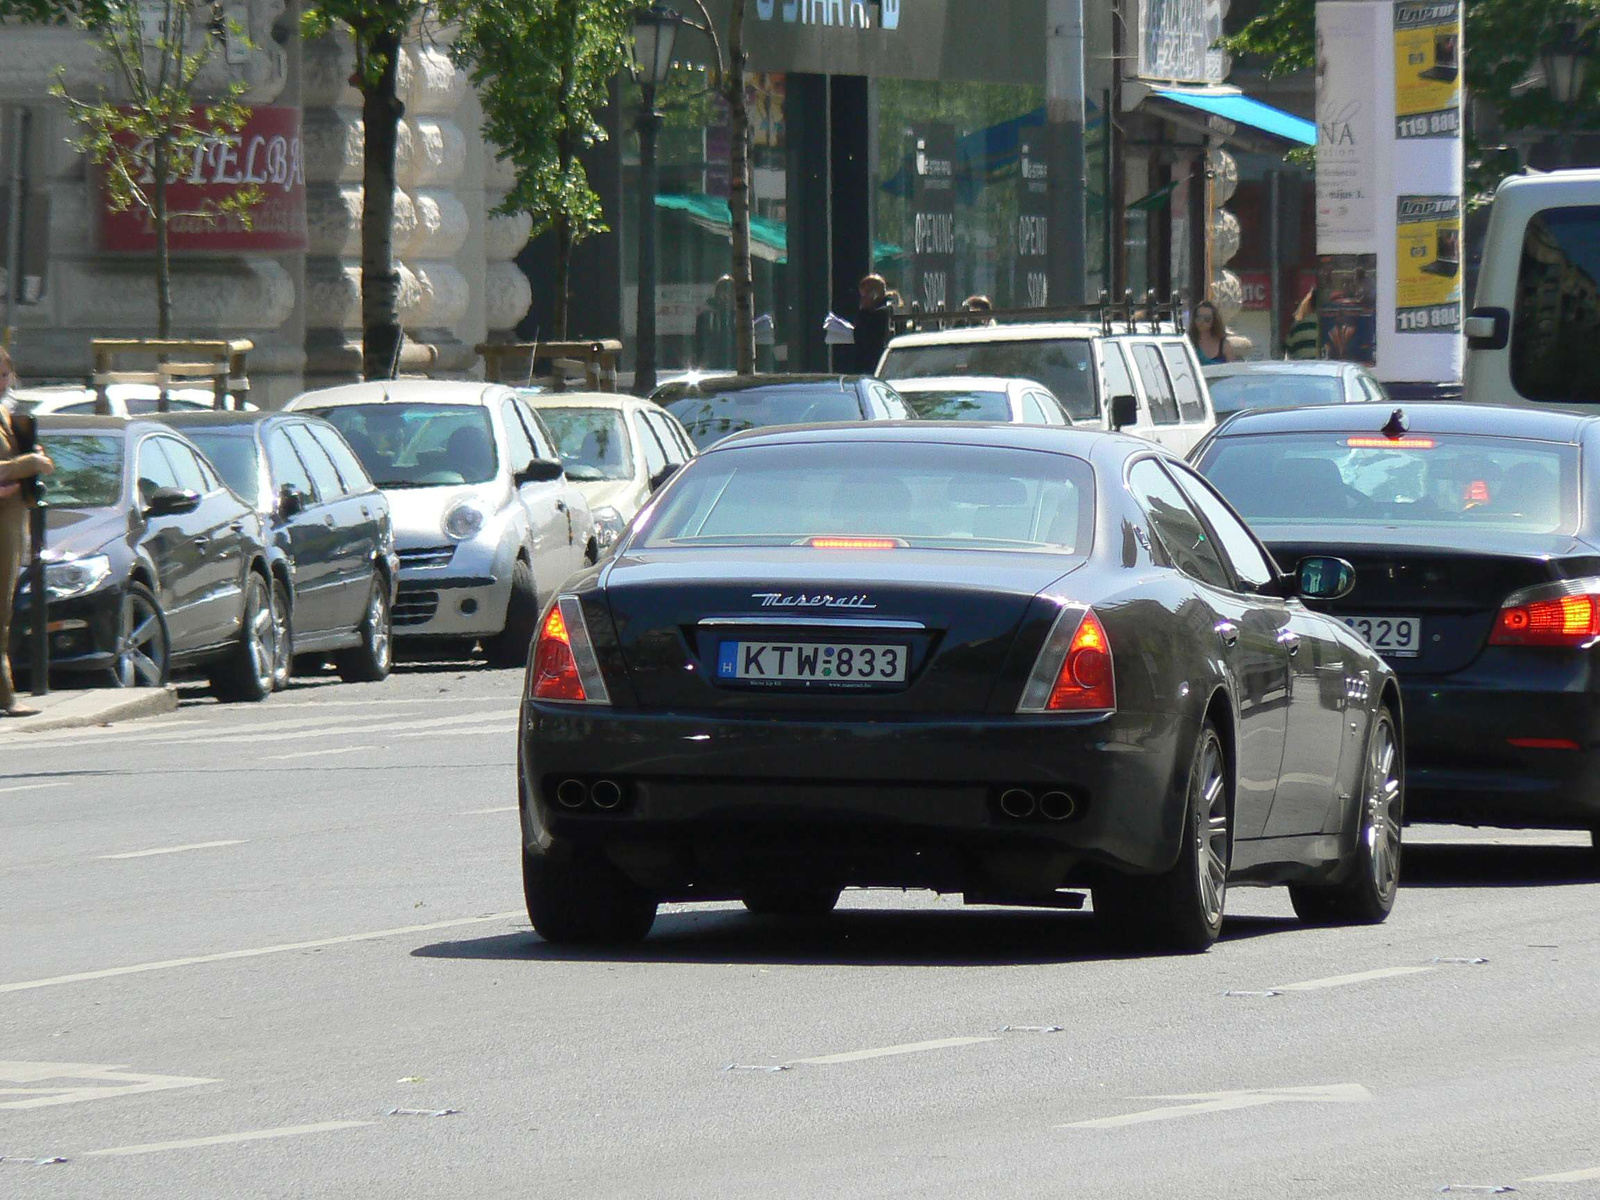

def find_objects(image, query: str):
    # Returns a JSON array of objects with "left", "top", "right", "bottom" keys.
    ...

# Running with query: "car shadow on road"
[
  {"left": 1401, "top": 842, "right": 1598, "bottom": 889},
  {"left": 412, "top": 906, "right": 1299, "bottom": 968}
]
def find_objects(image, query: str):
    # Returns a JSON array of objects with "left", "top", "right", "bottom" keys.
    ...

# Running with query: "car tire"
[
  {"left": 336, "top": 576, "right": 394, "bottom": 684},
  {"left": 1094, "top": 719, "right": 1231, "bottom": 954},
  {"left": 109, "top": 582, "right": 171, "bottom": 689},
  {"left": 269, "top": 578, "right": 293, "bottom": 692},
  {"left": 522, "top": 846, "right": 657, "bottom": 945},
  {"left": 210, "top": 572, "right": 275, "bottom": 703},
  {"left": 1290, "top": 705, "right": 1403, "bottom": 926},
  {"left": 743, "top": 882, "right": 842, "bottom": 918},
  {"left": 482, "top": 556, "right": 539, "bottom": 669}
]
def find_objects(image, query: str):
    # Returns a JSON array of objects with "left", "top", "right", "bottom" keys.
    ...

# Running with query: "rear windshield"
[
  {"left": 1207, "top": 374, "right": 1345, "bottom": 416},
  {"left": 898, "top": 389, "right": 1011, "bottom": 421},
  {"left": 1198, "top": 432, "right": 1580, "bottom": 534},
  {"left": 665, "top": 386, "right": 863, "bottom": 448},
  {"left": 38, "top": 433, "right": 124, "bottom": 508},
  {"left": 1512, "top": 205, "right": 1600, "bottom": 405},
  {"left": 309, "top": 404, "right": 498, "bottom": 487},
  {"left": 184, "top": 432, "right": 261, "bottom": 503},
  {"left": 879, "top": 339, "right": 1096, "bottom": 421},
  {"left": 635, "top": 441, "right": 1094, "bottom": 554}
]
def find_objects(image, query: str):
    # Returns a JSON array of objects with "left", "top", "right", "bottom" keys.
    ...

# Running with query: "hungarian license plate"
[
  {"left": 1342, "top": 615, "right": 1422, "bottom": 657},
  {"left": 717, "top": 641, "right": 909, "bottom": 684}
]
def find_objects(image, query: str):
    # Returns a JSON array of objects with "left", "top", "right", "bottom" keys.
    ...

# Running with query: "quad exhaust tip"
[
  {"left": 1039, "top": 791, "right": 1078, "bottom": 822},
  {"left": 591, "top": 780, "right": 623, "bottom": 810},
  {"left": 999, "top": 789, "right": 1037, "bottom": 819}
]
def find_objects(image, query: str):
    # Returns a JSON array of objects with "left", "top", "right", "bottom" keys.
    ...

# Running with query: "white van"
[
  {"left": 1465, "top": 169, "right": 1600, "bottom": 410},
  {"left": 877, "top": 320, "right": 1218, "bottom": 456}
]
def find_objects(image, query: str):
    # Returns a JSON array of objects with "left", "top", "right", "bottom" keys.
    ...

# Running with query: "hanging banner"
[
  {"left": 908, "top": 123, "right": 956, "bottom": 312},
  {"left": 1394, "top": 194, "right": 1461, "bottom": 332},
  {"left": 1393, "top": 0, "right": 1461, "bottom": 140},
  {"left": 1015, "top": 140, "right": 1050, "bottom": 308},
  {"left": 1315, "top": 2, "right": 1383, "bottom": 246},
  {"left": 1318, "top": 251, "right": 1378, "bottom": 365}
]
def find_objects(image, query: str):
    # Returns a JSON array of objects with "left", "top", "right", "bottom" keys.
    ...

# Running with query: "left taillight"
[
  {"left": 530, "top": 595, "right": 611, "bottom": 704},
  {"left": 1018, "top": 606, "right": 1116, "bottom": 714},
  {"left": 1489, "top": 580, "right": 1600, "bottom": 648}
]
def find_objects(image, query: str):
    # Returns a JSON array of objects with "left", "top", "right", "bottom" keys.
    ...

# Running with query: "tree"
[
  {"left": 1223, "top": 0, "right": 1600, "bottom": 193},
  {"left": 302, "top": 1, "right": 425, "bottom": 380},
  {"left": 47, "top": 0, "right": 258, "bottom": 338},
  {"left": 446, "top": 0, "right": 633, "bottom": 339}
]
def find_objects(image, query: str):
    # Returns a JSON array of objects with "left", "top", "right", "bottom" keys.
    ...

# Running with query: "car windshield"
[
  {"left": 1207, "top": 374, "right": 1346, "bottom": 415},
  {"left": 538, "top": 406, "right": 633, "bottom": 481},
  {"left": 899, "top": 389, "right": 1011, "bottom": 421},
  {"left": 37, "top": 433, "right": 124, "bottom": 508},
  {"left": 1199, "top": 432, "right": 1580, "bottom": 533},
  {"left": 666, "top": 386, "right": 864, "bottom": 448},
  {"left": 636, "top": 441, "right": 1094, "bottom": 554},
  {"left": 309, "top": 404, "right": 498, "bottom": 487},
  {"left": 184, "top": 432, "right": 261, "bottom": 504},
  {"left": 880, "top": 339, "right": 1096, "bottom": 420}
]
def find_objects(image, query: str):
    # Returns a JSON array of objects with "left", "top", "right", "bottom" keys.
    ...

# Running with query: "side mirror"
[
  {"left": 143, "top": 486, "right": 202, "bottom": 518},
  {"left": 1295, "top": 555, "right": 1356, "bottom": 601},
  {"left": 1110, "top": 393, "right": 1139, "bottom": 431},
  {"left": 277, "top": 483, "right": 306, "bottom": 519},
  {"left": 514, "top": 459, "right": 565, "bottom": 485},
  {"left": 649, "top": 463, "right": 681, "bottom": 492}
]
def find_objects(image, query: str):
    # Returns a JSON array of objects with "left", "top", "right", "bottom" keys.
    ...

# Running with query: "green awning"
[
  {"left": 655, "top": 193, "right": 904, "bottom": 265},
  {"left": 1127, "top": 180, "right": 1181, "bottom": 212}
]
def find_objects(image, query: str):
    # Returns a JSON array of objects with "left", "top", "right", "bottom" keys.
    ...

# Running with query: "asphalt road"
[{"left": 2, "top": 661, "right": 1598, "bottom": 1199}]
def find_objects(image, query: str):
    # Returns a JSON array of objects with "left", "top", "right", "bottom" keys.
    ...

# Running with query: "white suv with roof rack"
[{"left": 875, "top": 301, "right": 1218, "bottom": 455}]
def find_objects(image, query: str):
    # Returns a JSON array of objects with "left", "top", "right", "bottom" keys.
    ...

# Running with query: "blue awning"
[{"left": 1150, "top": 88, "right": 1315, "bottom": 147}]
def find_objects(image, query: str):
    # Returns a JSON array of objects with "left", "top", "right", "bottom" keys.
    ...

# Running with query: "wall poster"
[
  {"left": 1394, "top": 194, "right": 1462, "bottom": 332},
  {"left": 1393, "top": 0, "right": 1461, "bottom": 140},
  {"left": 1318, "top": 251, "right": 1378, "bottom": 365},
  {"left": 1315, "top": 2, "right": 1381, "bottom": 245}
]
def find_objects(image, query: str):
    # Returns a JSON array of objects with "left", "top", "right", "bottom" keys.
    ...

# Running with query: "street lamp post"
[
  {"left": 631, "top": 4, "right": 682, "bottom": 397},
  {"left": 1542, "top": 21, "right": 1593, "bottom": 167}
]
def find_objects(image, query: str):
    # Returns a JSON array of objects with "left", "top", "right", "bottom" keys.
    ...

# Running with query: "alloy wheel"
[
  {"left": 1364, "top": 717, "right": 1403, "bottom": 903},
  {"left": 270, "top": 581, "right": 292, "bottom": 691},
  {"left": 1193, "top": 732, "right": 1230, "bottom": 927},
  {"left": 368, "top": 586, "right": 392, "bottom": 671},
  {"left": 114, "top": 591, "right": 168, "bottom": 689},
  {"left": 245, "top": 579, "right": 276, "bottom": 693}
]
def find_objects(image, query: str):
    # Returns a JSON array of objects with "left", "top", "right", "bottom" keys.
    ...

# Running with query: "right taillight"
[
  {"left": 1018, "top": 606, "right": 1116, "bottom": 713},
  {"left": 1489, "top": 582, "right": 1600, "bottom": 647},
  {"left": 530, "top": 595, "right": 612, "bottom": 704}
]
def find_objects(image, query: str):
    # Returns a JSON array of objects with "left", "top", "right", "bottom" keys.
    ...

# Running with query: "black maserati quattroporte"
[{"left": 517, "top": 424, "right": 1404, "bottom": 951}]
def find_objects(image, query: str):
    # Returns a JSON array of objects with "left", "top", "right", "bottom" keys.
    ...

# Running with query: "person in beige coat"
[{"left": 0, "top": 347, "right": 56, "bottom": 717}]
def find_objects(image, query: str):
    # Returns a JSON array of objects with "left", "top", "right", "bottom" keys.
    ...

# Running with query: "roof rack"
[{"left": 890, "top": 291, "right": 1186, "bottom": 338}]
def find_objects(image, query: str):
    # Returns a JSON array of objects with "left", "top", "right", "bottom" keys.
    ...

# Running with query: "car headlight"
[
  {"left": 592, "top": 506, "right": 627, "bottom": 551},
  {"left": 25, "top": 554, "right": 114, "bottom": 600},
  {"left": 442, "top": 500, "right": 487, "bottom": 542}
]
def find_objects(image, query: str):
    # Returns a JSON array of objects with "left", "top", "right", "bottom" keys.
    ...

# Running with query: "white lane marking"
[
  {"left": 0, "top": 911, "right": 521, "bottom": 995},
  {"left": 1525, "top": 1166, "right": 1600, "bottom": 1183},
  {"left": 1272, "top": 967, "right": 1435, "bottom": 992},
  {"left": 98, "top": 840, "right": 246, "bottom": 860},
  {"left": 84, "top": 1120, "right": 371, "bottom": 1157},
  {"left": 1062, "top": 1084, "right": 1371, "bottom": 1130},
  {"left": 0, "top": 1062, "right": 215, "bottom": 1110},
  {"left": 791, "top": 1037, "right": 996, "bottom": 1065},
  {"left": 262, "top": 745, "right": 374, "bottom": 762},
  {"left": 0, "top": 781, "right": 71, "bottom": 796},
  {"left": 461, "top": 805, "right": 517, "bottom": 815}
]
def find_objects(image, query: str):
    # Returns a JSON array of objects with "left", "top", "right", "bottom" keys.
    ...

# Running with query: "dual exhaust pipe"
[
  {"left": 999, "top": 788, "right": 1078, "bottom": 822},
  {"left": 555, "top": 778, "right": 624, "bottom": 811}
]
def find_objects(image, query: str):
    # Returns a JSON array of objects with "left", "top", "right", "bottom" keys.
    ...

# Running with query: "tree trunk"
[
  {"left": 726, "top": 0, "right": 756, "bottom": 374},
  {"left": 361, "top": 28, "right": 406, "bottom": 381},
  {"left": 153, "top": 135, "right": 171, "bottom": 341}
]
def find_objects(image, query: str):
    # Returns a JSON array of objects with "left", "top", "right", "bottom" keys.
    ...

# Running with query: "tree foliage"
[
  {"left": 49, "top": 0, "right": 258, "bottom": 338},
  {"left": 0, "top": 0, "right": 115, "bottom": 24}
]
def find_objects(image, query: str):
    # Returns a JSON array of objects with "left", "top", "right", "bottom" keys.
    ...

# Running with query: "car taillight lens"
[
  {"left": 1018, "top": 606, "right": 1116, "bottom": 714},
  {"left": 1489, "top": 585, "right": 1600, "bottom": 647},
  {"left": 530, "top": 596, "right": 611, "bottom": 704}
]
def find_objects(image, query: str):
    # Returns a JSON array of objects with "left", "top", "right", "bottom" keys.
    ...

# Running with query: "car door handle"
[
  {"left": 360, "top": 506, "right": 371, "bottom": 518},
  {"left": 1214, "top": 620, "right": 1240, "bottom": 648},
  {"left": 1277, "top": 630, "right": 1302, "bottom": 655}
]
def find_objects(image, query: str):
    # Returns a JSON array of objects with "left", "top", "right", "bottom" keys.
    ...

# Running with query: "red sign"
[
  {"left": 1237, "top": 269, "right": 1272, "bottom": 312},
  {"left": 100, "top": 105, "right": 307, "bottom": 253}
]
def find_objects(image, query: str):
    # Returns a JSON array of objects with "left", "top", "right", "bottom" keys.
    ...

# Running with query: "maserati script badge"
[{"left": 751, "top": 592, "right": 878, "bottom": 611}]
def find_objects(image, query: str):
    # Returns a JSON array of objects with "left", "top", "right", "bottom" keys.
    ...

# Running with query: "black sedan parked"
[
  {"left": 518, "top": 423, "right": 1403, "bottom": 950},
  {"left": 655, "top": 375, "right": 910, "bottom": 449},
  {"left": 11, "top": 416, "right": 277, "bottom": 699},
  {"left": 1195, "top": 402, "right": 1600, "bottom": 846},
  {"left": 155, "top": 412, "right": 399, "bottom": 688}
]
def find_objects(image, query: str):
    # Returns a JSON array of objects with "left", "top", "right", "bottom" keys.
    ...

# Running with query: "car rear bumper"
[
  {"left": 1400, "top": 674, "right": 1600, "bottom": 828},
  {"left": 518, "top": 705, "right": 1198, "bottom": 895}
]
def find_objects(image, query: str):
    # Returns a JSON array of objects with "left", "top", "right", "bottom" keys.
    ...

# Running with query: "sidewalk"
[{"left": 2, "top": 687, "right": 177, "bottom": 735}]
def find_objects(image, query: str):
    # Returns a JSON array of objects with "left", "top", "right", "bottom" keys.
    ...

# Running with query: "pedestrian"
[
  {"left": 1285, "top": 289, "right": 1319, "bottom": 359},
  {"left": 0, "top": 346, "right": 56, "bottom": 718},
  {"left": 851, "top": 274, "right": 894, "bottom": 373},
  {"left": 1188, "top": 300, "right": 1239, "bottom": 365},
  {"left": 694, "top": 275, "right": 735, "bottom": 370},
  {"left": 961, "top": 295, "right": 996, "bottom": 326}
]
